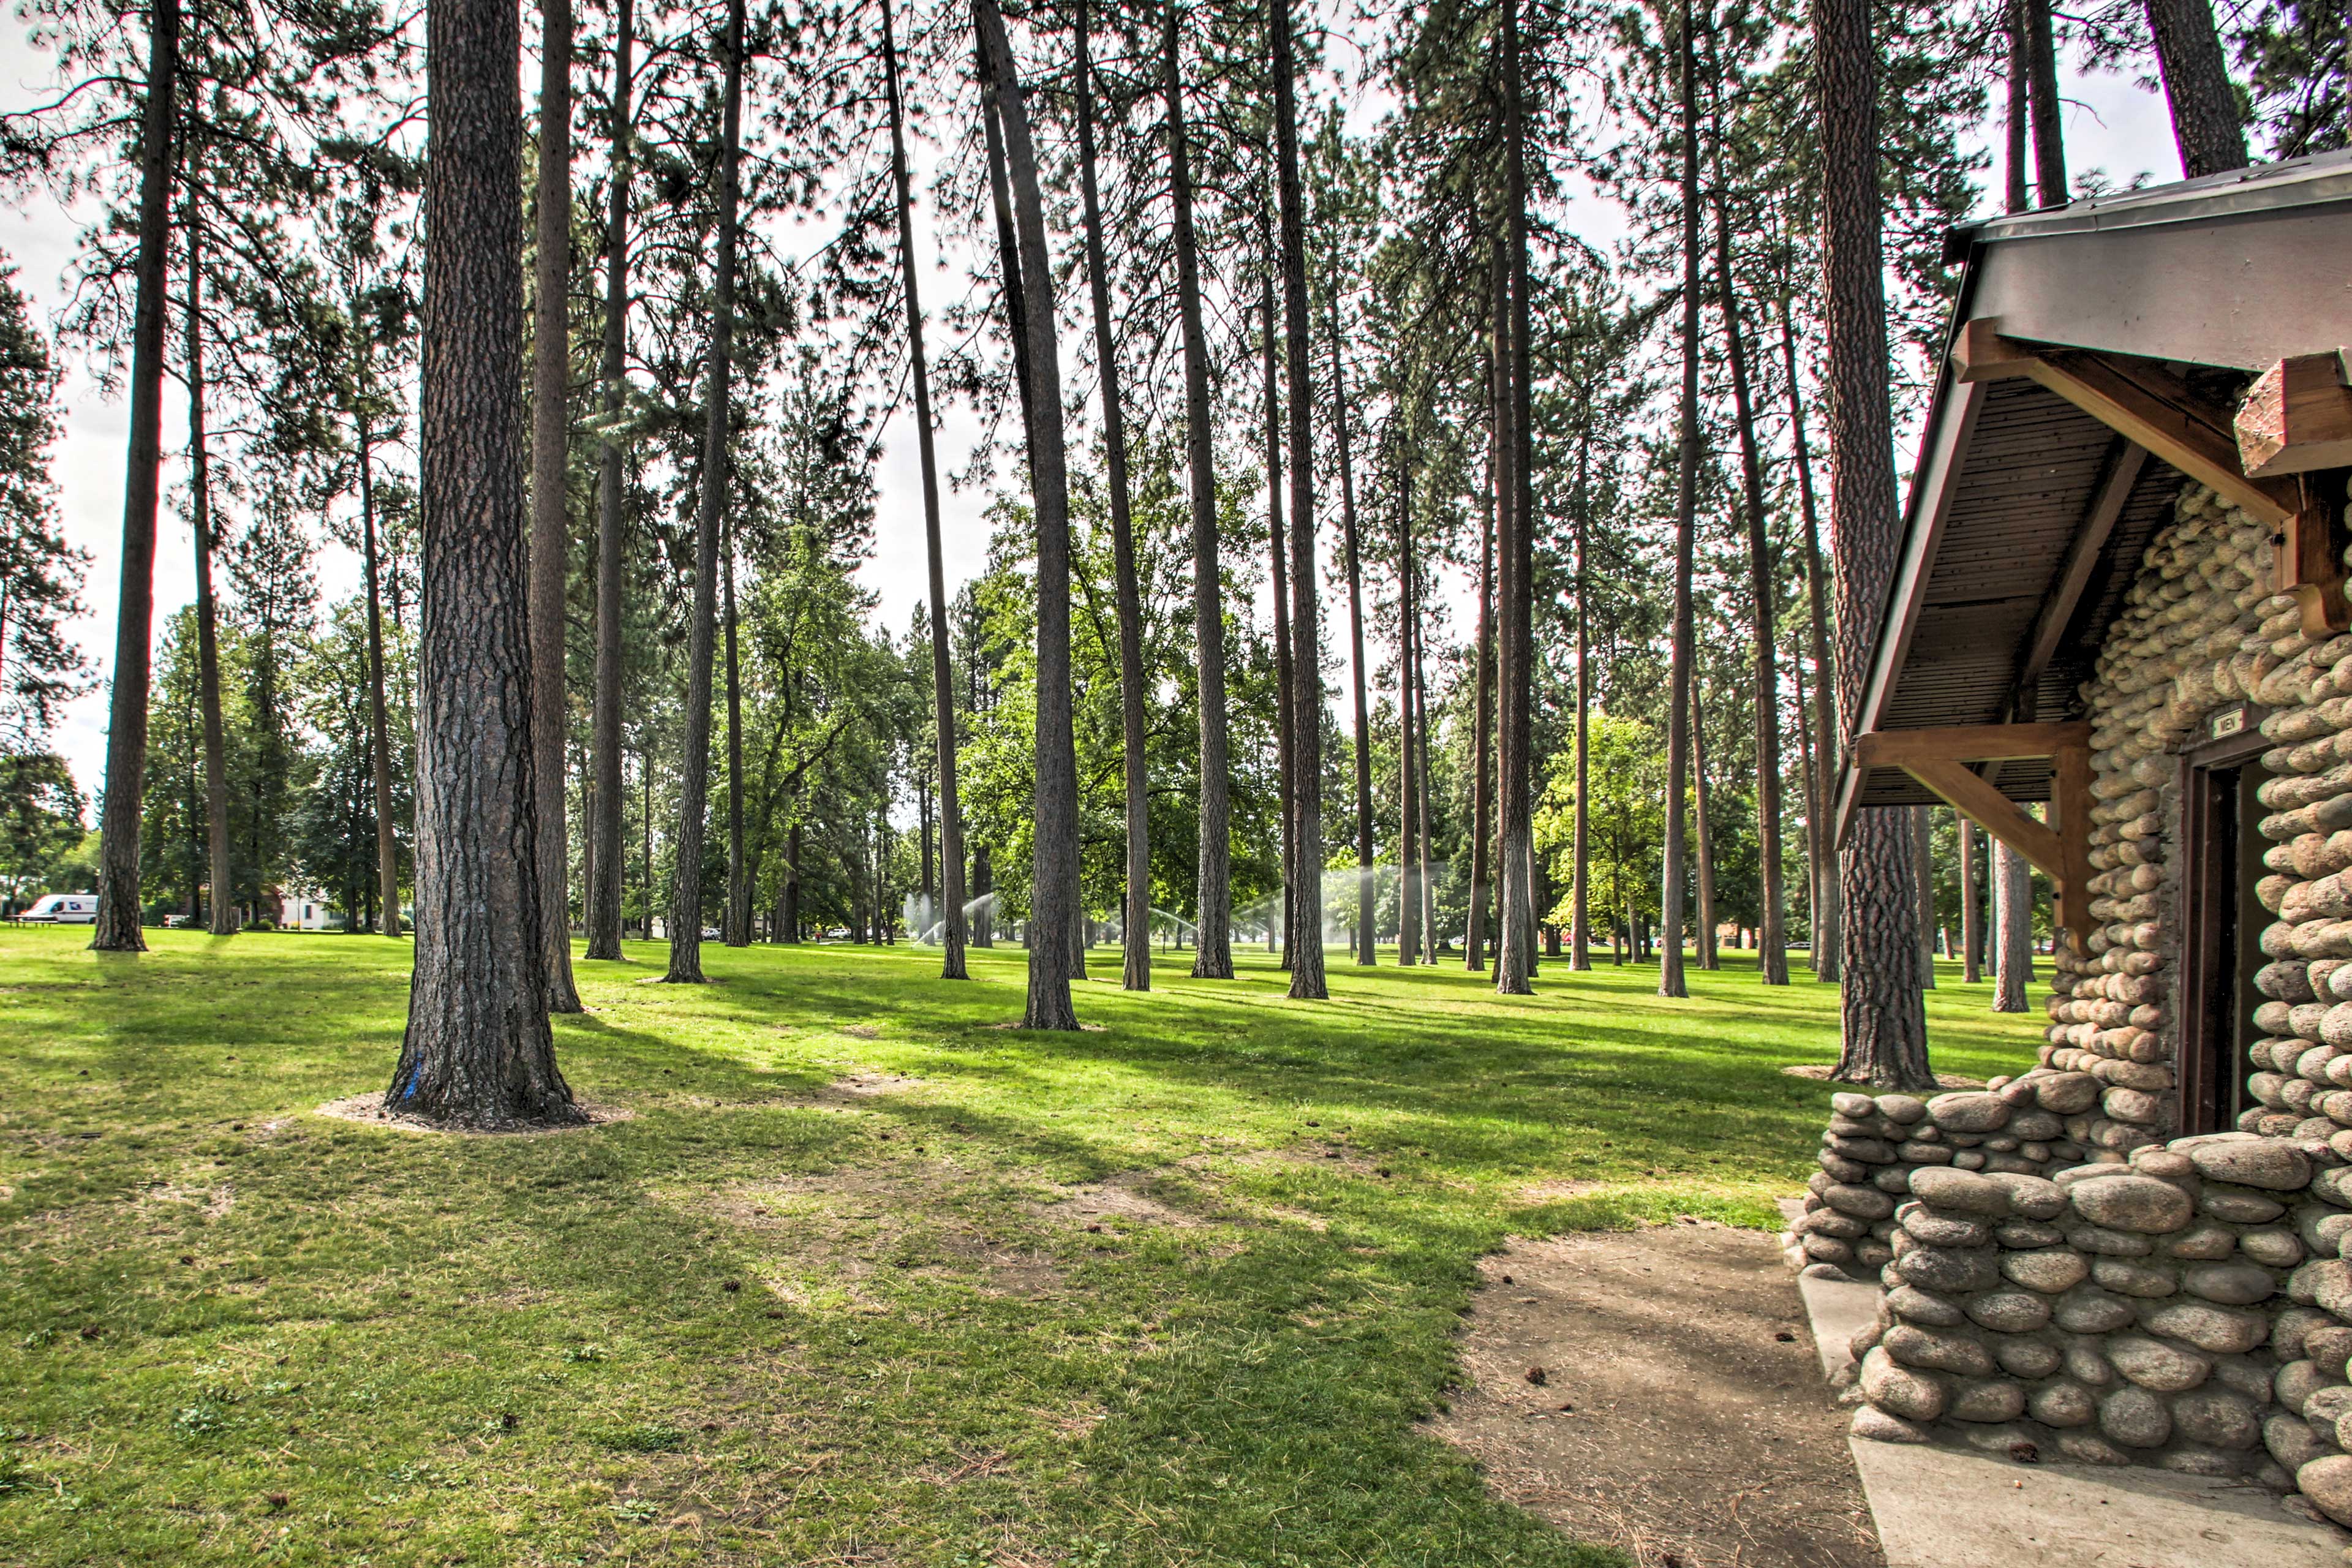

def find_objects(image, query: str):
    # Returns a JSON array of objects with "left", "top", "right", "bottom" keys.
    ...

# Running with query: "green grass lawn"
[{"left": 0, "top": 926, "right": 2042, "bottom": 1567}]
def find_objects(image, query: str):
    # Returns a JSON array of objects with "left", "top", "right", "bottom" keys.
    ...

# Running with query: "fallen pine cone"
[{"left": 1524, "top": 1366, "right": 1547, "bottom": 1387}]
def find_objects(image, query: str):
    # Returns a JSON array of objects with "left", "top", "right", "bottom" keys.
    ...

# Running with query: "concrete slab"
[{"left": 1781, "top": 1193, "right": 2349, "bottom": 1568}]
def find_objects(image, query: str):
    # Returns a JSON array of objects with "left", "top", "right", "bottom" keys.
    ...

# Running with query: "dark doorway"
[{"left": 2179, "top": 727, "right": 2274, "bottom": 1137}]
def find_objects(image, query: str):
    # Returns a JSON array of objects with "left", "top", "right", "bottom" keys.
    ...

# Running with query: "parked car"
[{"left": 21, "top": 892, "right": 99, "bottom": 924}]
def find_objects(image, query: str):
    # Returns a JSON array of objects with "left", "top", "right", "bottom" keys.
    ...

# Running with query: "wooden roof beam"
[
  {"left": 2005, "top": 437, "right": 2149, "bottom": 720},
  {"left": 2237, "top": 350, "right": 2352, "bottom": 478},
  {"left": 1953, "top": 319, "right": 2297, "bottom": 528},
  {"left": 1896, "top": 727, "right": 2094, "bottom": 957},
  {"left": 1853, "top": 721, "right": 2091, "bottom": 770}
]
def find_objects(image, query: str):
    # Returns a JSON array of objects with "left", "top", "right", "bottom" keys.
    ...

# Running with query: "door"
[{"left": 2179, "top": 725, "right": 2274, "bottom": 1137}]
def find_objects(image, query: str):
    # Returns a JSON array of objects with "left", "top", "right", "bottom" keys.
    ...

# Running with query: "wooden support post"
[{"left": 2276, "top": 476, "right": 2350, "bottom": 640}]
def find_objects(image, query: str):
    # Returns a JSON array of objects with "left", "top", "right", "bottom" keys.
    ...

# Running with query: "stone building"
[{"left": 1793, "top": 148, "right": 2352, "bottom": 1522}]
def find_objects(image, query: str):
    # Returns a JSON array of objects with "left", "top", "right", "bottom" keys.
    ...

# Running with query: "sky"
[{"left": 0, "top": 18, "right": 2179, "bottom": 818}]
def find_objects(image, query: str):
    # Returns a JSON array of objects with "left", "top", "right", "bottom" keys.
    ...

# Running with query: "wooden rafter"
[
  {"left": 2006, "top": 438, "right": 2148, "bottom": 719},
  {"left": 2237, "top": 350, "right": 2352, "bottom": 478}
]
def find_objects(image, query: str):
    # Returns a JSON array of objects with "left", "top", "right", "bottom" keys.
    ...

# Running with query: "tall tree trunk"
[
  {"left": 974, "top": 0, "right": 1080, "bottom": 1030},
  {"left": 2024, "top": 0, "right": 2067, "bottom": 206},
  {"left": 972, "top": 842, "right": 991, "bottom": 946},
  {"left": 1792, "top": 630, "right": 1819, "bottom": 961},
  {"left": 1994, "top": 839, "right": 2032, "bottom": 1010},
  {"left": 1914, "top": 804, "right": 1938, "bottom": 988},
  {"left": 1397, "top": 469, "right": 1420, "bottom": 969},
  {"left": 974, "top": 34, "right": 1035, "bottom": 452},
  {"left": 1494, "top": 0, "right": 1535, "bottom": 995},
  {"left": 1691, "top": 669, "right": 1717, "bottom": 970},
  {"left": 1411, "top": 571, "right": 1436, "bottom": 962},
  {"left": 1331, "top": 270, "right": 1374, "bottom": 967},
  {"left": 663, "top": 0, "right": 744, "bottom": 986},
  {"left": 1959, "top": 815, "right": 1982, "bottom": 984},
  {"left": 1164, "top": 4, "right": 1232, "bottom": 979},
  {"left": 184, "top": 198, "right": 235, "bottom": 938},
  {"left": 1815, "top": 0, "right": 1932, "bottom": 1087},
  {"left": 2005, "top": 0, "right": 2030, "bottom": 214},
  {"left": 2145, "top": 0, "right": 2245, "bottom": 178},
  {"left": 585, "top": 0, "right": 635, "bottom": 961},
  {"left": 1707, "top": 137, "right": 1787, "bottom": 984},
  {"left": 91, "top": 0, "right": 180, "bottom": 952},
  {"left": 1072, "top": 0, "right": 1147, "bottom": 992},
  {"left": 1659, "top": 0, "right": 1699, "bottom": 1000},
  {"left": 1569, "top": 437, "right": 1591, "bottom": 971},
  {"left": 1261, "top": 268, "right": 1295, "bottom": 968},
  {"left": 389, "top": 0, "right": 581, "bottom": 1126},
  {"left": 639, "top": 749, "right": 651, "bottom": 938},
  {"left": 785, "top": 818, "right": 803, "bottom": 941},
  {"left": 722, "top": 525, "right": 747, "bottom": 945},
  {"left": 1776, "top": 288, "right": 1838, "bottom": 981},
  {"left": 1269, "top": 0, "right": 1325, "bottom": 1000},
  {"left": 1468, "top": 399, "right": 1496, "bottom": 971},
  {"left": 358, "top": 414, "right": 401, "bottom": 937},
  {"left": 884, "top": 0, "right": 968, "bottom": 979},
  {"left": 530, "top": 0, "right": 582, "bottom": 1006}
]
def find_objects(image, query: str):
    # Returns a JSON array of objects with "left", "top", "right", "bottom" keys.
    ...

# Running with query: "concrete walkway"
[{"left": 1784, "top": 1201, "right": 2347, "bottom": 1568}]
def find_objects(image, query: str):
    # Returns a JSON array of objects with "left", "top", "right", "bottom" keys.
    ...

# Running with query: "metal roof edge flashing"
[{"left": 1963, "top": 148, "right": 2352, "bottom": 246}]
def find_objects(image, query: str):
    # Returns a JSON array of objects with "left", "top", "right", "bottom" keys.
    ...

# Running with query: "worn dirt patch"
[
  {"left": 825, "top": 1072, "right": 922, "bottom": 1098},
  {"left": 314, "top": 1095, "right": 634, "bottom": 1136},
  {"left": 1434, "top": 1225, "right": 1883, "bottom": 1568},
  {"left": 709, "top": 1164, "right": 1062, "bottom": 1300},
  {"left": 1780, "top": 1064, "right": 1986, "bottom": 1091},
  {"left": 1033, "top": 1174, "right": 1201, "bottom": 1229}
]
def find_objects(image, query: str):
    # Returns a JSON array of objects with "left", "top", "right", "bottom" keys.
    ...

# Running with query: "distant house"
[{"left": 275, "top": 893, "right": 339, "bottom": 931}]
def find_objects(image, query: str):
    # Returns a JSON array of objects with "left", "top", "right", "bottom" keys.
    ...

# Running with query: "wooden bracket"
[
  {"left": 1953, "top": 319, "right": 2297, "bottom": 529},
  {"left": 2277, "top": 474, "right": 2351, "bottom": 639},
  {"left": 2236, "top": 350, "right": 2352, "bottom": 478},
  {"left": 1854, "top": 721, "right": 2095, "bottom": 957}
]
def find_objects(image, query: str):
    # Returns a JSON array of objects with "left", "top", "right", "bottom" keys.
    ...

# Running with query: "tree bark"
[
  {"left": 1493, "top": 5, "right": 1535, "bottom": 995},
  {"left": 183, "top": 197, "right": 235, "bottom": 937},
  {"left": 1469, "top": 396, "right": 1496, "bottom": 971},
  {"left": 358, "top": 403, "right": 401, "bottom": 937},
  {"left": 1815, "top": 0, "right": 1933, "bottom": 1087},
  {"left": 2005, "top": 0, "right": 2030, "bottom": 214},
  {"left": 2144, "top": 0, "right": 2245, "bottom": 178},
  {"left": 1163, "top": 3, "right": 1231, "bottom": 979},
  {"left": 1410, "top": 564, "right": 1436, "bottom": 962},
  {"left": 1775, "top": 290, "right": 1838, "bottom": 981},
  {"left": 1994, "top": 838, "right": 2032, "bottom": 1011},
  {"left": 973, "top": 0, "right": 1080, "bottom": 1030},
  {"left": 1261, "top": 268, "right": 1294, "bottom": 968},
  {"left": 662, "top": 0, "right": 744, "bottom": 986},
  {"left": 1331, "top": 268, "right": 1374, "bottom": 967},
  {"left": 1708, "top": 143, "right": 1787, "bottom": 984},
  {"left": 1397, "top": 466, "right": 1420, "bottom": 968},
  {"left": 1072, "top": 1, "right": 1145, "bottom": 991},
  {"left": 1691, "top": 668, "right": 1717, "bottom": 970},
  {"left": 585, "top": 0, "right": 635, "bottom": 962},
  {"left": 388, "top": 0, "right": 581, "bottom": 1126},
  {"left": 91, "top": 0, "right": 181, "bottom": 952},
  {"left": 2024, "top": 0, "right": 2067, "bottom": 207},
  {"left": 884, "top": 0, "right": 968, "bottom": 979},
  {"left": 531, "top": 0, "right": 582, "bottom": 1005},
  {"left": 1659, "top": 0, "right": 1699, "bottom": 1000},
  {"left": 1792, "top": 628, "right": 1817, "bottom": 960},
  {"left": 1569, "top": 433, "right": 1591, "bottom": 971},
  {"left": 1959, "top": 815, "right": 1982, "bottom": 984},
  {"left": 1914, "top": 803, "right": 1938, "bottom": 988},
  {"left": 722, "top": 524, "right": 747, "bottom": 944}
]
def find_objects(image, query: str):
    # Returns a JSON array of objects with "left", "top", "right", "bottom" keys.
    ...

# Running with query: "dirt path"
[{"left": 1433, "top": 1223, "right": 1884, "bottom": 1568}]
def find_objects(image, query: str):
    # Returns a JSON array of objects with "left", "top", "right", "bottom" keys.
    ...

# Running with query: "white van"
[{"left": 22, "top": 892, "right": 99, "bottom": 924}]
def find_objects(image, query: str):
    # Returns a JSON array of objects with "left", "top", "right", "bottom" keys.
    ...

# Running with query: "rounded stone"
[
  {"left": 1895, "top": 1245, "right": 1998, "bottom": 1295},
  {"left": 2056, "top": 1431, "right": 2134, "bottom": 1466},
  {"left": 1860, "top": 1346, "right": 1948, "bottom": 1423},
  {"left": 1831, "top": 1091, "right": 1877, "bottom": 1118},
  {"left": 2277, "top": 1359, "right": 2331, "bottom": 1414},
  {"left": 2053, "top": 1285, "right": 2139, "bottom": 1334},
  {"left": 2028, "top": 1381, "right": 2096, "bottom": 1427},
  {"left": 2000, "top": 1249, "right": 2089, "bottom": 1293},
  {"left": 2100, "top": 1384, "right": 2174, "bottom": 1448},
  {"left": 2092, "top": 1256, "right": 2182, "bottom": 1298},
  {"left": 1950, "top": 1378, "right": 2027, "bottom": 1423},
  {"left": 2267, "top": 1412, "right": 2326, "bottom": 1472},
  {"left": 2242, "top": 1227, "right": 2309, "bottom": 1268},
  {"left": 2185, "top": 1137, "right": 2315, "bottom": 1190},
  {"left": 1885, "top": 1324, "right": 1998, "bottom": 1378},
  {"left": 1875, "top": 1094, "right": 1929, "bottom": 1125},
  {"left": 1885, "top": 1284, "right": 1967, "bottom": 1329},
  {"left": 1927, "top": 1092, "right": 2013, "bottom": 1134},
  {"left": 1966, "top": 1291, "right": 2054, "bottom": 1333},
  {"left": 1985, "top": 1172, "right": 2068, "bottom": 1220},
  {"left": 1823, "top": 1183, "right": 1898, "bottom": 1221},
  {"left": 2307, "top": 1385, "right": 2352, "bottom": 1428},
  {"left": 1826, "top": 1133, "right": 1897, "bottom": 1165},
  {"left": 1804, "top": 1234, "right": 1856, "bottom": 1264},
  {"left": 2109, "top": 1333, "right": 2213, "bottom": 1393},
  {"left": 1994, "top": 1218, "right": 2067, "bottom": 1249},
  {"left": 2300, "top": 1258, "right": 2352, "bottom": 1314},
  {"left": 1994, "top": 1335, "right": 2064, "bottom": 1379},
  {"left": 2299, "top": 1455, "right": 2352, "bottom": 1528},
  {"left": 2141, "top": 1299, "right": 2272, "bottom": 1354},
  {"left": 2161, "top": 1222, "right": 2238, "bottom": 1261},
  {"left": 2277, "top": 1306, "right": 2335, "bottom": 1360},
  {"left": 2184, "top": 1262, "right": 2279, "bottom": 1306},
  {"left": 2201, "top": 1187, "right": 2288, "bottom": 1224},
  {"left": 2171, "top": 1387, "right": 2262, "bottom": 1450},
  {"left": 2071, "top": 1174, "right": 2196, "bottom": 1234},
  {"left": 1906, "top": 1166, "right": 2013, "bottom": 1217},
  {"left": 1852, "top": 1405, "right": 1931, "bottom": 1444},
  {"left": 2034, "top": 1072, "right": 2102, "bottom": 1114},
  {"left": 1805, "top": 1209, "right": 1871, "bottom": 1241},
  {"left": 2063, "top": 1221, "right": 2155, "bottom": 1257},
  {"left": 2308, "top": 1324, "right": 2352, "bottom": 1372},
  {"left": 1900, "top": 1206, "right": 1994, "bottom": 1248}
]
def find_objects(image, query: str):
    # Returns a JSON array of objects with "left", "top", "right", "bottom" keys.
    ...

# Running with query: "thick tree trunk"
[
  {"left": 1708, "top": 157, "right": 1787, "bottom": 984},
  {"left": 1494, "top": 0, "right": 1535, "bottom": 995},
  {"left": 1261, "top": 271, "right": 1295, "bottom": 968},
  {"left": 1815, "top": 0, "right": 1933, "bottom": 1087},
  {"left": 1073, "top": 2, "right": 1145, "bottom": 990},
  {"left": 585, "top": 0, "right": 635, "bottom": 961},
  {"left": 2005, "top": 0, "right": 2030, "bottom": 214},
  {"left": 184, "top": 205, "right": 235, "bottom": 937},
  {"left": 1691, "top": 670, "right": 1717, "bottom": 970},
  {"left": 662, "top": 0, "right": 744, "bottom": 986},
  {"left": 1569, "top": 449, "right": 1591, "bottom": 971},
  {"left": 1793, "top": 635, "right": 1818, "bottom": 959},
  {"left": 1659, "top": 0, "right": 1699, "bottom": 1000},
  {"left": 1959, "top": 815, "right": 1982, "bottom": 984},
  {"left": 2024, "top": 0, "right": 2067, "bottom": 206},
  {"left": 973, "top": 0, "right": 1080, "bottom": 1030},
  {"left": 785, "top": 819, "right": 803, "bottom": 941},
  {"left": 1331, "top": 273, "right": 1374, "bottom": 967},
  {"left": 1775, "top": 295, "right": 1839, "bottom": 981},
  {"left": 1164, "top": 5, "right": 1231, "bottom": 979},
  {"left": 530, "top": 0, "right": 582, "bottom": 1005},
  {"left": 1994, "top": 839, "right": 2032, "bottom": 1011},
  {"left": 1468, "top": 412, "right": 1496, "bottom": 971},
  {"left": 1411, "top": 576, "right": 1436, "bottom": 962},
  {"left": 972, "top": 842, "right": 991, "bottom": 945},
  {"left": 358, "top": 421, "right": 401, "bottom": 937},
  {"left": 1914, "top": 804, "right": 1938, "bottom": 988},
  {"left": 884, "top": 0, "right": 968, "bottom": 979},
  {"left": 1398, "top": 470, "right": 1420, "bottom": 969},
  {"left": 91, "top": 0, "right": 180, "bottom": 952},
  {"left": 723, "top": 528, "right": 747, "bottom": 945},
  {"left": 388, "top": 0, "right": 581, "bottom": 1126},
  {"left": 2145, "top": 0, "right": 2246, "bottom": 178}
]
